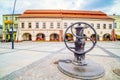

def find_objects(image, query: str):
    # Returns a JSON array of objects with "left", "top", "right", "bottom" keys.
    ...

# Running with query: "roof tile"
[{"left": 19, "top": 10, "right": 113, "bottom": 20}]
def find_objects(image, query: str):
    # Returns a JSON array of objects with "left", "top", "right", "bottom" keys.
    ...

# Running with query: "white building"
[{"left": 16, "top": 10, "right": 114, "bottom": 42}]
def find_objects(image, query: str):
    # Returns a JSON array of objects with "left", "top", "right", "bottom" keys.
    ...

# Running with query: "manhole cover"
[{"left": 113, "top": 69, "right": 120, "bottom": 76}]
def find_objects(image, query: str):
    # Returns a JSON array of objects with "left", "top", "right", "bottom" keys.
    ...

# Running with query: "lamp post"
[{"left": 11, "top": 0, "right": 17, "bottom": 49}]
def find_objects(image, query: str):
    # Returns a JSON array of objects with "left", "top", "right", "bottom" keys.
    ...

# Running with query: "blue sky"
[{"left": 0, "top": 0, "right": 120, "bottom": 25}]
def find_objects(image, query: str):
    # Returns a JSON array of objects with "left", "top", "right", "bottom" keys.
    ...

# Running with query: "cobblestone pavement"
[{"left": 0, "top": 41, "right": 120, "bottom": 80}]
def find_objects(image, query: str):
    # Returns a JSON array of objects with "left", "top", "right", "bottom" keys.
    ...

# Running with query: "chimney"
[{"left": 113, "top": 14, "right": 116, "bottom": 16}]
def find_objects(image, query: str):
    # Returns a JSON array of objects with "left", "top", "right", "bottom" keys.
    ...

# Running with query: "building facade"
[
  {"left": 109, "top": 15, "right": 120, "bottom": 40},
  {"left": 17, "top": 10, "right": 114, "bottom": 42},
  {"left": 2, "top": 14, "right": 20, "bottom": 42},
  {"left": 0, "top": 25, "right": 2, "bottom": 41}
]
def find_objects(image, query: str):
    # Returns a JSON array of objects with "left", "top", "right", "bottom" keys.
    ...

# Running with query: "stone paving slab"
[
  {"left": 0, "top": 42, "right": 65, "bottom": 78},
  {"left": 1, "top": 51, "right": 120, "bottom": 80},
  {"left": 0, "top": 49, "right": 15, "bottom": 55},
  {"left": 0, "top": 50, "right": 51, "bottom": 78},
  {"left": 0, "top": 42, "right": 120, "bottom": 80},
  {"left": 106, "top": 49, "right": 120, "bottom": 57}
]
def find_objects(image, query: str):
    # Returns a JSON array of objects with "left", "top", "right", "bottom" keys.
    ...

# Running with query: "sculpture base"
[{"left": 58, "top": 59, "right": 104, "bottom": 79}]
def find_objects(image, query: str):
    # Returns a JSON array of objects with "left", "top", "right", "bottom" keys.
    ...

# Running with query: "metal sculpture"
[{"left": 58, "top": 22, "right": 104, "bottom": 79}]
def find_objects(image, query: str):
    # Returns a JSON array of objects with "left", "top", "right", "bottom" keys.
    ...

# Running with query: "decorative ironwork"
[{"left": 58, "top": 22, "right": 105, "bottom": 79}]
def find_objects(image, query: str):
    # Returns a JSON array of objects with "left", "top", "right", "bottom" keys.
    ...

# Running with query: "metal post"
[
  {"left": 11, "top": 0, "right": 17, "bottom": 49},
  {"left": 73, "top": 27, "right": 86, "bottom": 66}
]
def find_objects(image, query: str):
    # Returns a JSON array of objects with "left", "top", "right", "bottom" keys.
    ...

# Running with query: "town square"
[
  {"left": 0, "top": 41, "right": 120, "bottom": 80},
  {"left": 0, "top": 0, "right": 120, "bottom": 80}
]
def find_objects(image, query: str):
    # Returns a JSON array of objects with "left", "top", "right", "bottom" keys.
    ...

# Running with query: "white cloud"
[
  {"left": 108, "top": 0, "right": 120, "bottom": 15},
  {"left": 72, "top": 0, "right": 96, "bottom": 9},
  {"left": 15, "top": 0, "right": 96, "bottom": 10},
  {"left": 0, "top": 0, "right": 119, "bottom": 25},
  {"left": 93, "top": 0, "right": 120, "bottom": 15},
  {"left": 0, "top": 0, "right": 96, "bottom": 24}
]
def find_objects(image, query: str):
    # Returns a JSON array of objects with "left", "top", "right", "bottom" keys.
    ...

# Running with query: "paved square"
[{"left": 0, "top": 41, "right": 120, "bottom": 80}]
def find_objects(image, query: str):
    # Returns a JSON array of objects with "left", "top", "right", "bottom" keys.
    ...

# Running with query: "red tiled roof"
[{"left": 19, "top": 10, "right": 113, "bottom": 20}]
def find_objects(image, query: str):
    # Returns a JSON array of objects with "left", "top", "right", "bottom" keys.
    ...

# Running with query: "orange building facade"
[{"left": 16, "top": 10, "right": 114, "bottom": 42}]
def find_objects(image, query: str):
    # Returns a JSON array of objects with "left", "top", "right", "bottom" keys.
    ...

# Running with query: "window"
[
  {"left": 4, "top": 16, "right": 8, "bottom": 20},
  {"left": 14, "top": 24, "right": 18, "bottom": 29},
  {"left": 64, "top": 22, "right": 67, "bottom": 28},
  {"left": 109, "top": 24, "right": 112, "bottom": 29},
  {"left": 97, "top": 24, "right": 100, "bottom": 29},
  {"left": 78, "top": 23, "right": 81, "bottom": 26},
  {"left": 10, "top": 24, "right": 12, "bottom": 29},
  {"left": 15, "top": 17, "right": 18, "bottom": 21},
  {"left": 57, "top": 22, "right": 60, "bottom": 28},
  {"left": 43, "top": 22, "right": 46, "bottom": 28},
  {"left": 85, "top": 24, "right": 89, "bottom": 28},
  {"left": 114, "top": 22, "right": 117, "bottom": 28},
  {"left": 28, "top": 23, "right": 31, "bottom": 28},
  {"left": 10, "top": 16, "right": 12, "bottom": 20},
  {"left": 103, "top": 24, "right": 106, "bottom": 29},
  {"left": 91, "top": 23, "right": 94, "bottom": 27},
  {"left": 21, "top": 23, "right": 24, "bottom": 28},
  {"left": 5, "top": 24, "right": 8, "bottom": 30},
  {"left": 5, "top": 17, "right": 8, "bottom": 20},
  {"left": 50, "top": 22, "right": 53, "bottom": 28},
  {"left": 36, "top": 22, "right": 39, "bottom": 28}
]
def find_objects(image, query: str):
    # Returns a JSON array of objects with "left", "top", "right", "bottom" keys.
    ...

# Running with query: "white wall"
[{"left": 17, "top": 18, "right": 114, "bottom": 41}]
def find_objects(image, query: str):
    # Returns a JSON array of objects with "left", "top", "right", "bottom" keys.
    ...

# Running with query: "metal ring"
[{"left": 64, "top": 22, "right": 97, "bottom": 54}]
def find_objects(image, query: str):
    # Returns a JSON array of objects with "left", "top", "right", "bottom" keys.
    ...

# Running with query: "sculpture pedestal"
[{"left": 58, "top": 59, "right": 104, "bottom": 79}]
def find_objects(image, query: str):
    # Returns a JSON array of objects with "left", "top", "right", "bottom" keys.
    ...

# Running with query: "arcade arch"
[
  {"left": 36, "top": 33, "right": 45, "bottom": 41},
  {"left": 103, "top": 33, "right": 111, "bottom": 41},
  {"left": 22, "top": 33, "right": 32, "bottom": 41},
  {"left": 65, "top": 33, "right": 73, "bottom": 41},
  {"left": 90, "top": 34, "right": 99, "bottom": 41},
  {"left": 50, "top": 33, "right": 59, "bottom": 41}
]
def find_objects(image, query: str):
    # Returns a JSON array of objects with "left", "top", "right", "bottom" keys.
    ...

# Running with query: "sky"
[{"left": 0, "top": 0, "right": 120, "bottom": 25}]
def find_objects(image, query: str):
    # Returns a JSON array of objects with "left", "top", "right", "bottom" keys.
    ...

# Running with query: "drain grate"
[{"left": 113, "top": 69, "right": 120, "bottom": 76}]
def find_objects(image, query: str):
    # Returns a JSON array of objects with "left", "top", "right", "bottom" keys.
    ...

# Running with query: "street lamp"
[{"left": 11, "top": 0, "right": 17, "bottom": 49}]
